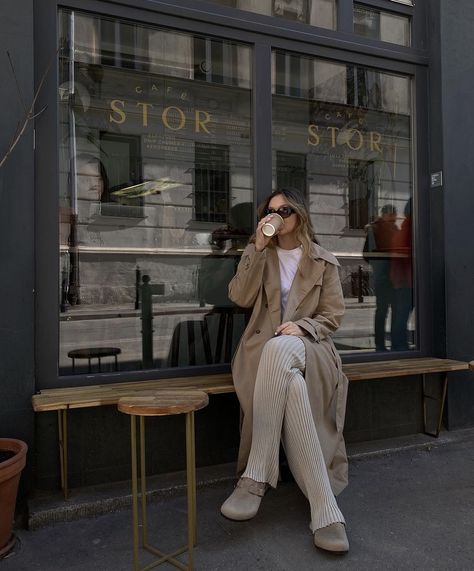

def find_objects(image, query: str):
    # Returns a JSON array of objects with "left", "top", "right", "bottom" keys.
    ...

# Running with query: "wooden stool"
[{"left": 118, "top": 390, "right": 209, "bottom": 571}]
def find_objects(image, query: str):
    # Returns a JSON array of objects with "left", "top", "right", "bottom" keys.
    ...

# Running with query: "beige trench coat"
[{"left": 229, "top": 242, "right": 349, "bottom": 496}]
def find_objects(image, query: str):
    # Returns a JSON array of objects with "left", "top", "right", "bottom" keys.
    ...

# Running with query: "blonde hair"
[{"left": 251, "top": 188, "right": 319, "bottom": 259}]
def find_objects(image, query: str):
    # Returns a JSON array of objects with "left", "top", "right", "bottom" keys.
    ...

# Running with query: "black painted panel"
[
  {"left": 0, "top": 2, "right": 35, "bottom": 457},
  {"left": 437, "top": 0, "right": 474, "bottom": 427}
]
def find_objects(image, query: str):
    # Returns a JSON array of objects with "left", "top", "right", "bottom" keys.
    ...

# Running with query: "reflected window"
[
  {"left": 99, "top": 133, "right": 144, "bottom": 218},
  {"left": 276, "top": 151, "right": 307, "bottom": 196},
  {"left": 208, "top": 0, "right": 337, "bottom": 30},
  {"left": 58, "top": 10, "right": 253, "bottom": 375},
  {"left": 194, "top": 143, "right": 230, "bottom": 223},
  {"left": 354, "top": 4, "right": 411, "bottom": 47},
  {"left": 272, "top": 50, "right": 414, "bottom": 353}
]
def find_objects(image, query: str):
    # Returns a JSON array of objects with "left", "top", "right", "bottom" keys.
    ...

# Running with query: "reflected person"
[
  {"left": 198, "top": 225, "right": 248, "bottom": 364},
  {"left": 390, "top": 200, "right": 413, "bottom": 351},
  {"left": 363, "top": 204, "right": 399, "bottom": 351}
]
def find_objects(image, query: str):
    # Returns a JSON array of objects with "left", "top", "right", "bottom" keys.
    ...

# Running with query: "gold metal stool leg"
[
  {"left": 129, "top": 412, "right": 195, "bottom": 571},
  {"left": 186, "top": 411, "right": 196, "bottom": 566},
  {"left": 140, "top": 416, "right": 149, "bottom": 547},
  {"left": 186, "top": 412, "right": 197, "bottom": 547},
  {"left": 131, "top": 415, "right": 140, "bottom": 571}
]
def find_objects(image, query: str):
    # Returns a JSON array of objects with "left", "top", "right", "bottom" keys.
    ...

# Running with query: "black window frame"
[{"left": 35, "top": 0, "right": 429, "bottom": 389}]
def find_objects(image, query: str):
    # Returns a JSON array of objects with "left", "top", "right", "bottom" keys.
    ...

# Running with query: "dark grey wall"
[
  {"left": 0, "top": 0, "right": 35, "bottom": 509},
  {"left": 2, "top": 0, "right": 472, "bottom": 496},
  {"left": 437, "top": 0, "right": 474, "bottom": 427},
  {"left": 0, "top": 0, "right": 35, "bottom": 476}
]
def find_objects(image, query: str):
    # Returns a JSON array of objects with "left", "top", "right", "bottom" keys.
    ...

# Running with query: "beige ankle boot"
[
  {"left": 313, "top": 522, "right": 349, "bottom": 554},
  {"left": 220, "top": 477, "right": 267, "bottom": 521}
]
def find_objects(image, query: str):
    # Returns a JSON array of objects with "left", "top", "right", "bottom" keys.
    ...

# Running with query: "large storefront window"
[
  {"left": 58, "top": 10, "right": 253, "bottom": 374},
  {"left": 272, "top": 52, "right": 415, "bottom": 352},
  {"left": 208, "top": 0, "right": 337, "bottom": 30}
]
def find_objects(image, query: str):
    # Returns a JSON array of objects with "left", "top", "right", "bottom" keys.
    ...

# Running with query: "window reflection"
[
  {"left": 354, "top": 4, "right": 411, "bottom": 47},
  {"left": 272, "top": 51, "right": 414, "bottom": 352},
  {"left": 58, "top": 10, "right": 253, "bottom": 374},
  {"left": 208, "top": 0, "right": 337, "bottom": 30}
]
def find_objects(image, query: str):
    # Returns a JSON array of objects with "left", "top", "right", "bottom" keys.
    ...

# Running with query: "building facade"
[{"left": 1, "top": 0, "right": 473, "bottom": 492}]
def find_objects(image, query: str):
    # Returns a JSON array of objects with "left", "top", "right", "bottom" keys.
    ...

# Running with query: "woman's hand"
[
  {"left": 274, "top": 321, "right": 306, "bottom": 337},
  {"left": 255, "top": 215, "right": 274, "bottom": 252}
]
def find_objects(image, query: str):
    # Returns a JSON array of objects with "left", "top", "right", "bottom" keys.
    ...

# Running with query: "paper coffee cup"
[{"left": 262, "top": 213, "right": 284, "bottom": 237}]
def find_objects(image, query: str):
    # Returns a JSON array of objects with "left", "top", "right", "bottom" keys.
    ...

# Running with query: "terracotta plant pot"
[{"left": 0, "top": 439, "right": 27, "bottom": 558}]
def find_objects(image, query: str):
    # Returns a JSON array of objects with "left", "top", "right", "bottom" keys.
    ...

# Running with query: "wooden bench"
[{"left": 32, "top": 357, "right": 470, "bottom": 498}]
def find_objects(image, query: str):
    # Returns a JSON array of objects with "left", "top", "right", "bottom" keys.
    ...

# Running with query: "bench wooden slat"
[
  {"left": 32, "top": 358, "right": 469, "bottom": 412},
  {"left": 33, "top": 375, "right": 235, "bottom": 411},
  {"left": 344, "top": 358, "right": 468, "bottom": 381},
  {"left": 37, "top": 373, "right": 233, "bottom": 397}
]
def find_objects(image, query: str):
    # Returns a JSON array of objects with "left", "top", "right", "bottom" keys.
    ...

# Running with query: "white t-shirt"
[{"left": 276, "top": 245, "right": 303, "bottom": 316}]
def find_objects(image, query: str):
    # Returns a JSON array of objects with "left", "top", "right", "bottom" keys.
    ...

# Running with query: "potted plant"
[{"left": 0, "top": 439, "right": 27, "bottom": 558}]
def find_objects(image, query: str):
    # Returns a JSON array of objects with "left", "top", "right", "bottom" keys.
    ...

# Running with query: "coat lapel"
[
  {"left": 263, "top": 247, "right": 282, "bottom": 332},
  {"left": 282, "top": 251, "right": 326, "bottom": 322}
]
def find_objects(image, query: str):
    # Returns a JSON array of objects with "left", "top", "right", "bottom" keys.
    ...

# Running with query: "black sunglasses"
[{"left": 263, "top": 206, "right": 295, "bottom": 219}]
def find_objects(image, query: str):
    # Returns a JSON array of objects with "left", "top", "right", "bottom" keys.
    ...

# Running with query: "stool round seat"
[{"left": 118, "top": 389, "right": 209, "bottom": 417}]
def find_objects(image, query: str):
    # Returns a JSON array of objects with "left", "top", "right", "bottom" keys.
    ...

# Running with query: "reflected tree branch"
[{"left": 0, "top": 49, "right": 57, "bottom": 171}]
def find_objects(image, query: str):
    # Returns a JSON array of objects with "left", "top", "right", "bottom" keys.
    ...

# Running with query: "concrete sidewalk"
[{"left": 3, "top": 429, "right": 474, "bottom": 570}]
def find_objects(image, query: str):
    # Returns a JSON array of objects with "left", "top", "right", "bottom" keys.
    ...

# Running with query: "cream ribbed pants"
[{"left": 242, "top": 335, "right": 345, "bottom": 531}]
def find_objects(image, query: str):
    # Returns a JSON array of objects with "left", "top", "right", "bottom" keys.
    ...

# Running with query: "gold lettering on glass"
[
  {"left": 162, "top": 106, "right": 186, "bottom": 131},
  {"left": 136, "top": 102, "right": 153, "bottom": 127},
  {"left": 109, "top": 100, "right": 126, "bottom": 124},
  {"left": 195, "top": 110, "right": 212, "bottom": 134},
  {"left": 307, "top": 124, "right": 320, "bottom": 146}
]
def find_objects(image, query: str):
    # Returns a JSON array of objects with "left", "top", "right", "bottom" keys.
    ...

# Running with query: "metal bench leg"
[
  {"left": 423, "top": 373, "right": 448, "bottom": 437},
  {"left": 436, "top": 374, "right": 449, "bottom": 436},
  {"left": 58, "top": 409, "right": 69, "bottom": 499}
]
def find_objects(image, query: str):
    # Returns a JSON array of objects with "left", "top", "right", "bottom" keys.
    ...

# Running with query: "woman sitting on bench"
[{"left": 220, "top": 187, "right": 350, "bottom": 554}]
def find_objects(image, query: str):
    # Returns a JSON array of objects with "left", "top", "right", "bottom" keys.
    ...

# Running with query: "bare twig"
[
  {"left": 30, "top": 105, "right": 48, "bottom": 120},
  {"left": 0, "top": 49, "right": 58, "bottom": 171},
  {"left": 7, "top": 50, "right": 27, "bottom": 113}
]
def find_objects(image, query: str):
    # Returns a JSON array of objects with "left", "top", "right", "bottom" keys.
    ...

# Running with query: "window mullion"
[
  {"left": 253, "top": 41, "right": 273, "bottom": 206},
  {"left": 338, "top": 0, "right": 354, "bottom": 33}
]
